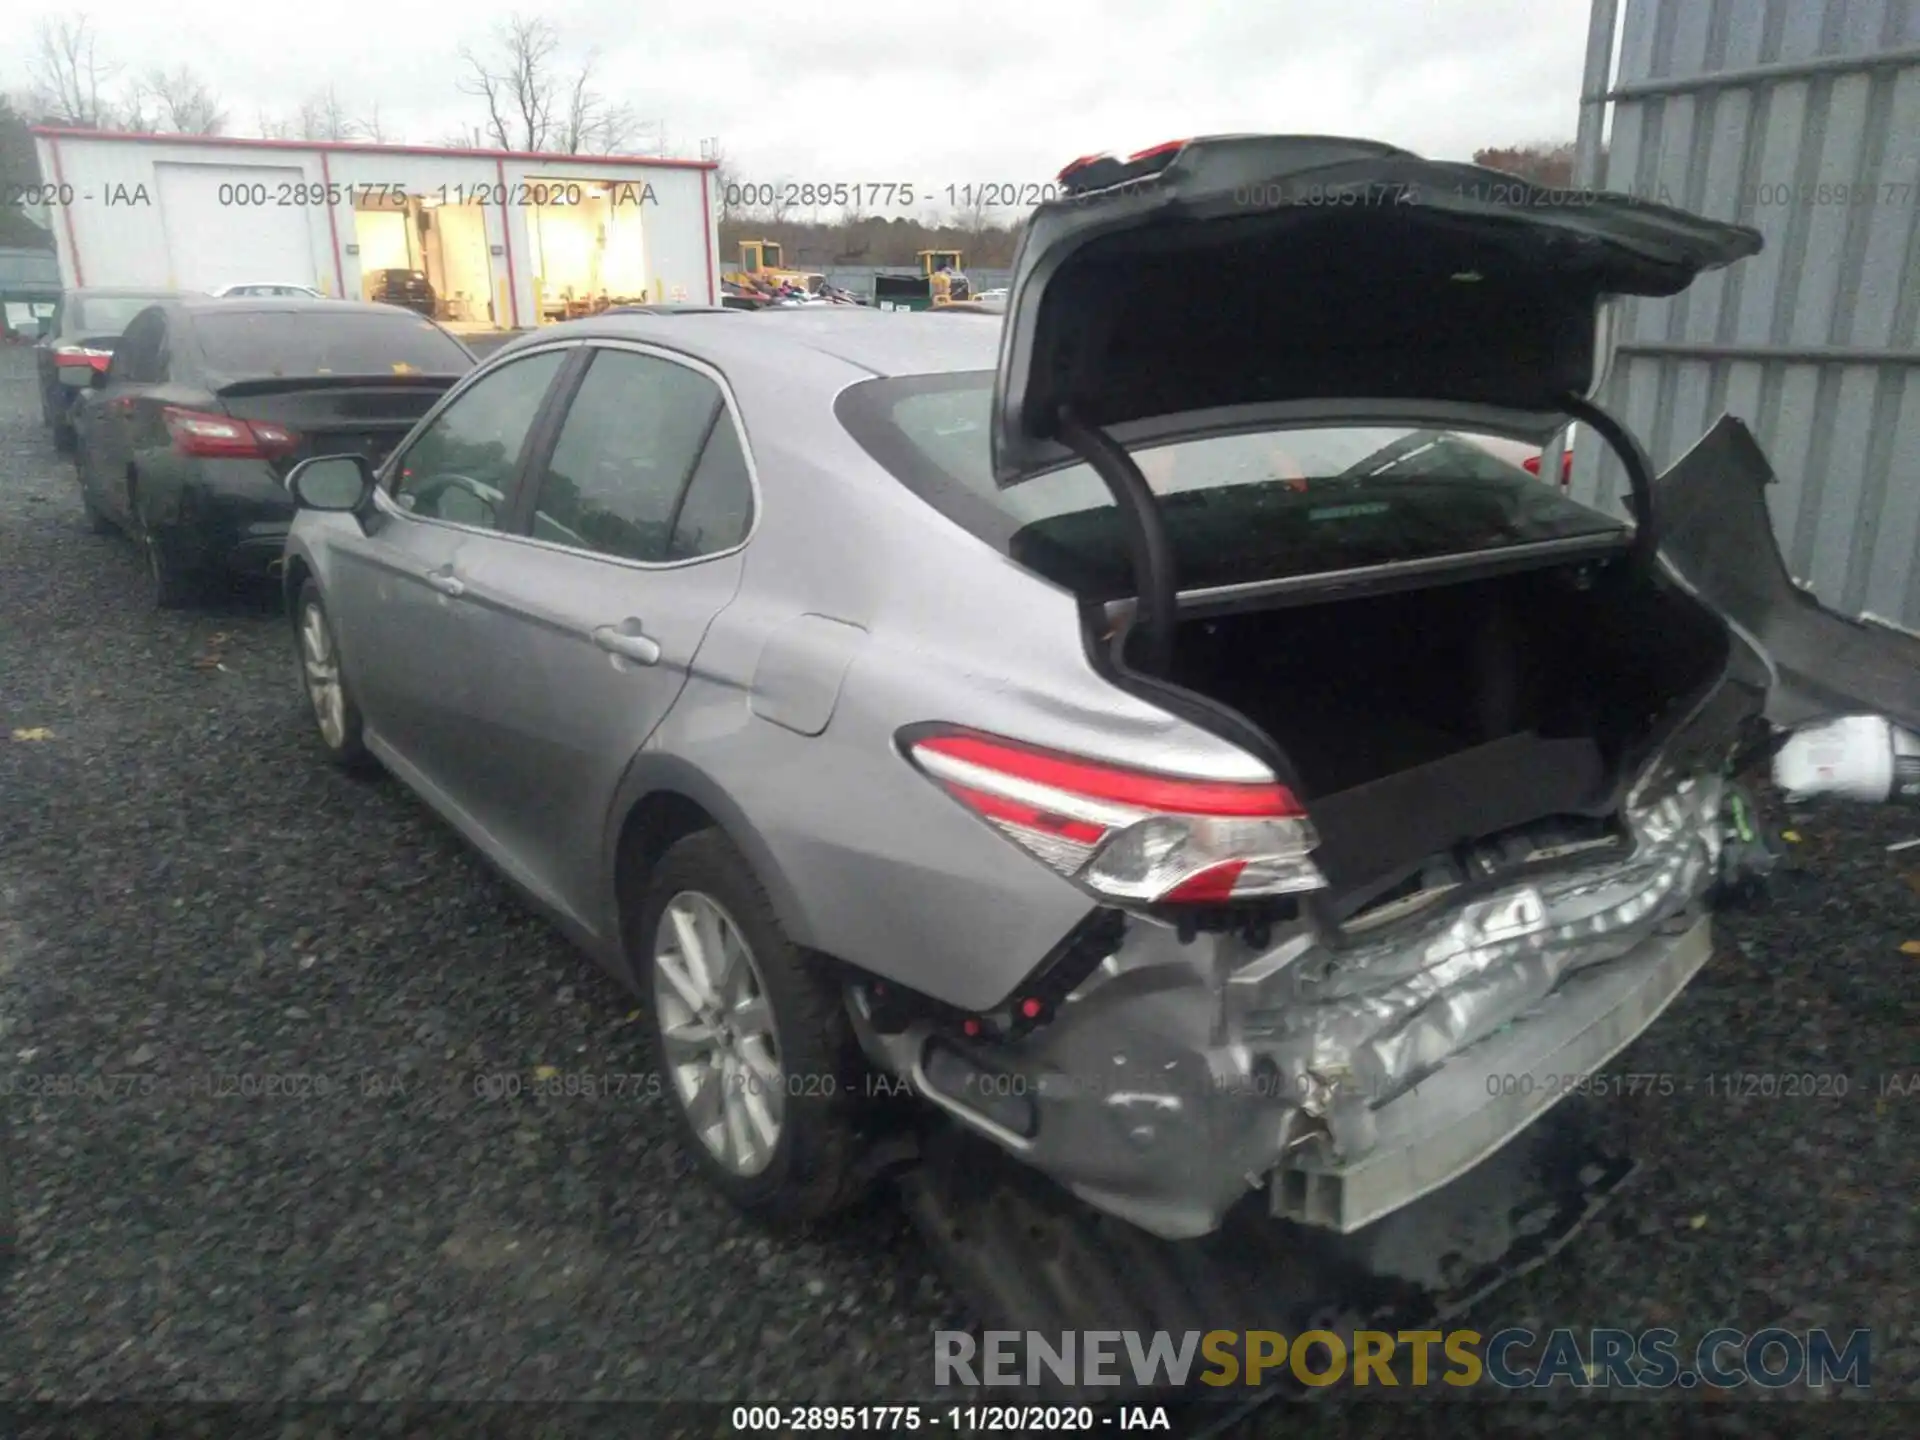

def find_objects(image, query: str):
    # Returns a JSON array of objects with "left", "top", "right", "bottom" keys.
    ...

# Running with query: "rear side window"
[
  {"left": 667, "top": 418, "right": 754, "bottom": 559},
  {"left": 192, "top": 310, "right": 470, "bottom": 378},
  {"left": 838, "top": 373, "right": 1624, "bottom": 598},
  {"left": 110, "top": 310, "right": 166, "bottom": 383},
  {"left": 528, "top": 349, "right": 748, "bottom": 564},
  {"left": 74, "top": 295, "right": 173, "bottom": 336}
]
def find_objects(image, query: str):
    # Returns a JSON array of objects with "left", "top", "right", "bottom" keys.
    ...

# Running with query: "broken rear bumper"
[
  {"left": 1270, "top": 907, "right": 1709, "bottom": 1232},
  {"left": 851, "top": 774, "right": 1725, "bottom": 1241}
]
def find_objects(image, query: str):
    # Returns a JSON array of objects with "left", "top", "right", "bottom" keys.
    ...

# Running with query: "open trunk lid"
[{"left": 989, "top": 134, "right": 1762, "bottom": 485}]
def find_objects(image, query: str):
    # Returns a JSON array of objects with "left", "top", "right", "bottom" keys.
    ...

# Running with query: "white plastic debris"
[{"left": 1773, "top": 715, "right": 1920, "bottom": 804}]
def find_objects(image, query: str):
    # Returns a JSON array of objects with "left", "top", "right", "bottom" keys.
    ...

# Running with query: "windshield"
[
  {"left": 193, "top": 310, "right": 471, "bottom": 379},
  {"left": 840, "top": 374, "right": 1621, "bottom": 598},
  {"left": 72, "top": 296, "right": 173, "bottom": 336}
]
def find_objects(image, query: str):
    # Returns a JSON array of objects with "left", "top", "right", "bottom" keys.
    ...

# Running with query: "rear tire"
[
  {"left": 140, "top": 519, "right": 200, "bottom": 610},
  {"left": 293, "top": 580, "right": 374, "bottom": 773},
  {"left": 634, "top": 829, "right": 866, "bottom": 1223},
  {"left": 76, "top": 455, "right": 113, "bottom": 535}
]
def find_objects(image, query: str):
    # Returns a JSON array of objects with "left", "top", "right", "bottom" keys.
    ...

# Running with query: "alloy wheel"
[
  {"left": 652, "top": 891, "right": 785, "bottom": 1177},
  {"left": 299, "top": 601, "right": 347, "bottom": 749}
]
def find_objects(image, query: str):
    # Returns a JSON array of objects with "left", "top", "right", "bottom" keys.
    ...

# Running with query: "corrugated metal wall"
[{"left": 1574, "top": 0, "right": 1920, "bottom": 627}]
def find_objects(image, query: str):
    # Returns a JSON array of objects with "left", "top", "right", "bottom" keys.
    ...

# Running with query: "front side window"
[
  {"left": 390, "top": 349, "right": 568, "bottom": 530},
  {"left": 527, "top": 349, "right": 741, "bottom": 563}
]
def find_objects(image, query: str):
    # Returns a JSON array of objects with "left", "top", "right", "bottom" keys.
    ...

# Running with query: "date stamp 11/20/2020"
[{"left": 5, "top": 1064, "right": 1917, "bottom": 1107}]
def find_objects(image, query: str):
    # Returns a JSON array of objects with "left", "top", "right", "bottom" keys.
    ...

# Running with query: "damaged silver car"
[{"left": 283, "top": 134, "right": 1920, "bottom": 1344}]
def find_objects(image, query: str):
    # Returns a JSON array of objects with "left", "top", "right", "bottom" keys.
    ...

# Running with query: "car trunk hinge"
[
  {"left": 1559, "top": 392, "right": 1658, "bottom": 570},
  {"left": 1056, "top": 404, "right": 1178, "bottom": 676}
]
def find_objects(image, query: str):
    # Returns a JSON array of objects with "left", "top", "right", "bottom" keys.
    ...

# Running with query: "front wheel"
[
  {"left": 294, "top": 580, "right": 375, "bottom": 773},
  {"left": 636, "top": 829, "right": 866, "bottom": 1222}
]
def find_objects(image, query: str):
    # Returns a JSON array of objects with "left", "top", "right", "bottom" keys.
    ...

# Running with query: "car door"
[
  {"left": 322, "top": 345, "right": 575, "bottom": 804},
  {"left": 79, "top": 307, "right": 165, "bottom": 528},
  {"left": 446, "top": 343, "right": 757, "bottom": 927}
]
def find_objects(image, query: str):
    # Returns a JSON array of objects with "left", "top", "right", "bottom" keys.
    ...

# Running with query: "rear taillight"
[
  {"left": 1523, "top": 451, "right": 1574, "bottom": 483},
  {"left": 904, "top": 728, "right": 1326, "bottom": 905},
  {"left": 161, "top": 407, "right": 300, "bottom": 459},
  {"left": 1127, "top": 139, "right": 1189, "bottom": 164},
  {"left": 54, "top": 345, "right": 112, "bottom": 371}
]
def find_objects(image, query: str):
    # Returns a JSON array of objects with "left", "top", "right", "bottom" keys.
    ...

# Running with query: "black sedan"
[
  {"left": 71, "top": 298, "right": 475, "bottom": 607},
  {"left": 366, "top": 268, "right": 438, "bottom": 317},
  {"left": 37, "top": 287, "right": 196, "bottom": 452}
]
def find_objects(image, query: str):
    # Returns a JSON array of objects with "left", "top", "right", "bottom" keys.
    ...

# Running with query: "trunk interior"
[{"left": 1162, "top": 554, "right": 1730, "bottom": 904}]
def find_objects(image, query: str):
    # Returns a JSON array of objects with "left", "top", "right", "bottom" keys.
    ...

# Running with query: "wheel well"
[
  {"left": 283, "top": 554, "right": 312, "bottom": 609},
  {"left": 614, "top": 791, "right": 719, "bottom": 945}
]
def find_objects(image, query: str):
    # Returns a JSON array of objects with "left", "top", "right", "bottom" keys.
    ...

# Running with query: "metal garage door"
[{"left": 156, "top": 163, "right": 320, "bottom": 293}]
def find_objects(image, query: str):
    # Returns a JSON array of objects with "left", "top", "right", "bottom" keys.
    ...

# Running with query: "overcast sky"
[{"left": 12, "top": 0, "right": 1598, "bottom": 212}]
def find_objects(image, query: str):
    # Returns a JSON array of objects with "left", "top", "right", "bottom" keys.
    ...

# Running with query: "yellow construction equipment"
[
  {"left": 722, "top": 240, "right": 823, "bottom": 298},
  {"left": 875, "top": 250, "right": 973, "bottom": 310}
]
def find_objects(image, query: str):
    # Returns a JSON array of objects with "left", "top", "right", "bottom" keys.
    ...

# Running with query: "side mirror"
[{"left": 288, "top": 454, "right": 375, "bottom": 512}]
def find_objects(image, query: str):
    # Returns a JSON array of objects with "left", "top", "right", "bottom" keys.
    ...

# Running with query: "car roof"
[
  {"left": 175, "top": 297, "right": 429, "bottom": 318},
  {"left": 517, "top": 306, "right": 1004, "bottom": 378}
]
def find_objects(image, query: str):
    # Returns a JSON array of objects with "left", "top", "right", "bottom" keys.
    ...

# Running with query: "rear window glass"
[
  {"left": 193, "top": 311, "right": 470, "bottom": 378},
  {"left": 73, "top": 296, "right": 172, "bottom": 335},
  {"left": 838, "top": 374, "right": 1622, "bottom": 598}
]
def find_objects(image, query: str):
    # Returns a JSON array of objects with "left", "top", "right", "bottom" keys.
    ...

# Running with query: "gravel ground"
[{"left": 1, "top": 343, "right": 1916, "bottom": 1424}]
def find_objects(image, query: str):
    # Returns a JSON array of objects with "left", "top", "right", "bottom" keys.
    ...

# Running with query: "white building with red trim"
[{"left": 31, "top": 128, "right": 720, "bottom": 331}]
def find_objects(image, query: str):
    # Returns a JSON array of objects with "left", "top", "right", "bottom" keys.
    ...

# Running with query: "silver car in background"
[{"left": 279, "top": 136, "right": 1918, "bottom": 1278}]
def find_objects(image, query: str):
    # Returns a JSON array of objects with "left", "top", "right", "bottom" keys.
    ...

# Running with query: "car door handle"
[
  {"left": 593, "top": 624, "right": 661, "bottom": 665},
  {"left": 424, "top": 570, "right": 465, "bottom": 598}
]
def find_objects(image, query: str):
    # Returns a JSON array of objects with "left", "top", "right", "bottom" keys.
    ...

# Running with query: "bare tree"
[
  {"left": 136, "top": 66, "right": 227, "bottom": 135},
  {"left": 458, "top": 14, "right": 638, "bottom": 155},
  {"left": 27, "top": 17, "right": 119, "bottom": 128},
  {"left": 258, "top": 88, "right": 389, "bottom": 144},
  {"left": 953, "top": 186, "right": 994, "bottom": 240},
  {"left": 765, "top": 177, "right": 798, "bottom": 228},
  {"left": 556, "top": 53, "right": 636, "bottom": 155},
  {"left": 458, "top": 14, "right": 559, "bottom": 151},
  {"left": 706, "top": 140, "right": 744, "bottom": 226},
  {"left": 298, "top": 86, "right": 355, "bottom": 141}
]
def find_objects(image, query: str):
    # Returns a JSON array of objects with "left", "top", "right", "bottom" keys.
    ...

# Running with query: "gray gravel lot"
[{"left": 0, "top": 343, "right": 1915, "bottom": 1424}]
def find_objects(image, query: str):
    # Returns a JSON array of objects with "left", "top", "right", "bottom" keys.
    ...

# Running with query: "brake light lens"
[
  {"left": 905, "top": 728, "right": 1326, "bottom": 905},
  {"left": 1522, "top": 450, "right": 1574, "bottom": 483},
  {"left": 1127, "top": 139, "right": 1189, "bottom": 164},
  {"left": 54, "top": 345, "right": 113, "bottom": 372},
  {"left": 162, "top": 407, "right": 300, "bottom": 459}
]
